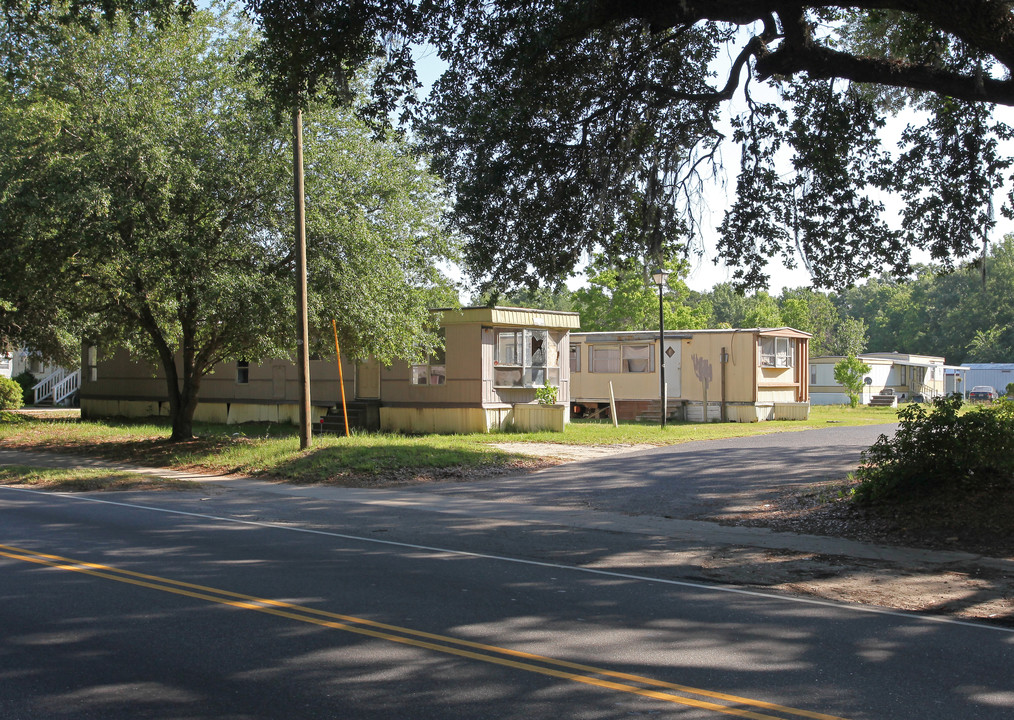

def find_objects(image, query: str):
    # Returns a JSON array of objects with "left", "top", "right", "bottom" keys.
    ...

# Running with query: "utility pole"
[
  {"left": 293, "top": 107, "right": 312, "bottom": 449},
  {"left": 652, "top": 269, "right": 670, "bottom": 428}
]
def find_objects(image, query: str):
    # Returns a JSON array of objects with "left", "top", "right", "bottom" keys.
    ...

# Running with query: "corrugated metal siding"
[
  {"left": 556, "top": 331, "right": 570, "bottom": 404},
  {"left": 964, "top": 364, "right": 1014, "bottom": 393},
  {"left": 481, "top": 327, "right": 495, "bottom": 404},
  {"left": 489, "top": 308, "right": 581, "bottom": 329}
]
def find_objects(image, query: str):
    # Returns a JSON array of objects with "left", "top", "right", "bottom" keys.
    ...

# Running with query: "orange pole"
[{"left": 332, "top": 319, "right": 350, "bottom": 437}]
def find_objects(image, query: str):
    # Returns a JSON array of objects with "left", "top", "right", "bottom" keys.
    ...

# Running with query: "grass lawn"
[
  {"left": 0, "top": 465, "right": 201, "bottom": 492},
  {"left": 0, "top": 405, "right": 899, "bottom": 487}
]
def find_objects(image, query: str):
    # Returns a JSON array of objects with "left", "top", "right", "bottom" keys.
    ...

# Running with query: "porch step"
[
  {"left": 635, "top": 399, "right": 680, "bottom": 423},
  {"left": 316, "top": 401, "right": 379, "bottom": 433},
  {"left": 868, "top": 393, "right": 898, "bottom": 407}
]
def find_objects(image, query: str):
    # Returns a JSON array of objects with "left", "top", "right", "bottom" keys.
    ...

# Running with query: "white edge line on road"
[{"left": 2, "top": 484, "right": 1011, "bottom": 635}]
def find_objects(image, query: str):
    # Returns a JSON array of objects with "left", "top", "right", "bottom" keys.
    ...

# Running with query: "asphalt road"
[
  {"left": 3, "top": 446, "right": 1012, "bottom": 720},
  {"left": 425, "top": 423, "right": 899, "bottom": 520}
]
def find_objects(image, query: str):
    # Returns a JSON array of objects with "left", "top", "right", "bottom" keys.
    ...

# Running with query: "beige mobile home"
[
  {"left": 379, "top": 306, "right": 579, "bottom": 433},
  {"left": 80, "top": 306, "right": 580, "bottom": 434},
  {"left": 569, "top": 328, "right": 811, "bottom": 422},
  {"left": 80, "top": 348, "right": 373, "bottom": 427}
]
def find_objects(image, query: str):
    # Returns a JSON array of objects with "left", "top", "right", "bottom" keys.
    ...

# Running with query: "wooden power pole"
[{"left": 293, "top": 108, "right": 312, "bottom": 449}]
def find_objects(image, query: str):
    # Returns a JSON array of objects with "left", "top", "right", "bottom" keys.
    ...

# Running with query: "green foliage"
[
  {"left": 834, "top": 236, "right": 1014, "bottom": 363},
  {"left": 572, "top": 256, "right": 708, "bottom": 332},
  {"left": 0, "top": 376, "right": 23, "bottom": 410},
  {"left": 472, "top": 286, "right": 575, "bottom": 312},
  {"left": 246, "top": 0, "right": 419, "bottom": 117},
  {"left": 421, "top": 3, "right": 1014, "bottom": 294},
  {"left": 534, "top": 383, "right": 558, "bottom": 406},
  {"left": 12, "top": 371, "right": 35, "bottom": 406},
  {"left": 0, "top": 7, "right": 456, "bottom": 439},
  {"left": 741, "top": 291, "right": 782, "bottom": 328},
  {"left": 965, "top": 325, "right": 1008, "bottom": 362},
  {"left": 855, "top": 396, "right": 1014, "bottom": 503},
  {"left": 722, "top": 80, "right": 897, "bottom": 289},
  {"left": 831, "top": 316, "right": 869, "bottom": 358},
  {"left": 833, "top": 356, "right": 872, "bottom": 408}
]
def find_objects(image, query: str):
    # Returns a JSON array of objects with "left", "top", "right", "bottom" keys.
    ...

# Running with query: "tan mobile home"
[
  {"left": 379, "top": 306, "right": 579, "bottom": 433},
  {"left": 80, "top": 306, "right": 580, "bottom": 434},
  {"left": 569, "top": 328, "right": 811, "bottom": 422}
]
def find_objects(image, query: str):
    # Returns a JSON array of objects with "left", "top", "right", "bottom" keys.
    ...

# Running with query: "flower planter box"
[{"left": 513, "top": 403, "right": 568, "bottom": 432}]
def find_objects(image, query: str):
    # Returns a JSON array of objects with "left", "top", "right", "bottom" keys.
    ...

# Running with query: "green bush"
[
  {"left": 535, "top": 383, "right": 558, "bottom": 405},
  {"left": 854, "top": 396, "right": 1014, "bottom": 503},
  {"left": 0, "top": 376, "right": 23, "bottom": 410},
  {"left": 12, "top": 370, "right": 36, "bottom": 405}
]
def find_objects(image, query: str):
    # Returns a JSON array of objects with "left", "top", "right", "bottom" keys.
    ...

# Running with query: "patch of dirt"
[
  {"left": 714, "top": 479, "right": 1014, "bottom": 558},
  {"left": 700, "top": 479, "right": 1014, "bottom": 625},
  {"left": 489, "top": 442, "right": 656, "bottom": 462},
  {"left": 696, "top": 546, "right": 1013, "bottom": 624},
  {"left": 298, "top": 458, "right": 555, "bottom": 488}
]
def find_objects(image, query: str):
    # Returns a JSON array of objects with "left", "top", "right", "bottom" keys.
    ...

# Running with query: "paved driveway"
[{"left": 412, "top": 423, "right": 898, "bottom": 521}]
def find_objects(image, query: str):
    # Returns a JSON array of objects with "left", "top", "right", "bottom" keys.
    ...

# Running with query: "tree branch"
[
  {"left": 585, "top": 0, "right": 1014, "bottom": 105},
  {"left": 756, "top": 42, "right": 1014, "bottom": 105}
]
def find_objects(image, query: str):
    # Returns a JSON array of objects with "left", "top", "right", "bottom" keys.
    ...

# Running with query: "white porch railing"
[
  {"left": 32, "top": 368, "right": 66, "bottom": 404},
  {"left": 52, "top": 370, "right": 81, "bottom": 405},
  {"left": 32, "top": 368, "right": 81, "bottom": 405}
]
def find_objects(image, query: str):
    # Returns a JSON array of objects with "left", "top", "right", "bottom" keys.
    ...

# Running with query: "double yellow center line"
[{"left": 0, "top": 543, "right": 849, "bottom": 720}]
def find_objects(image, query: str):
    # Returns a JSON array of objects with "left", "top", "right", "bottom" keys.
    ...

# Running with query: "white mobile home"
[{"left": 810, "top": 352, "right": 948, "bottom": 405}]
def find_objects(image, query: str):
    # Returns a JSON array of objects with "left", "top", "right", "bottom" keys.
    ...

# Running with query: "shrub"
[
  {"left": 12, "top": 370, "right": 36, "bottom": 405},
  {"left": 833, "top": 356, "right": 872, "bottom": 408},
  {"left": 854, "top": 396, "right": 1014, "bottom": 503},
  {"left": 0, "top": 376, "right": 23, "bottom": 411},
  {"left": 535, "top": 383, "right": 558, "bottom": 405}
]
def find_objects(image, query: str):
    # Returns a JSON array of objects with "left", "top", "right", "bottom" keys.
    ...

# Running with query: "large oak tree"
[
  {"left": 420, "top": 1, "right": 1014, "bottom": 291},
  {"left": 0, "top": 6, "right": 456, "bottom": 439},
  {"left": 6, "top": 2, "right": 1014, "bottom": 301}
]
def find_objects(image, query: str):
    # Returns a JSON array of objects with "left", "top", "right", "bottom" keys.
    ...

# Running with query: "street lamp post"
[{"left": 651, "top": 268, "right": 671, "bottom": 428}]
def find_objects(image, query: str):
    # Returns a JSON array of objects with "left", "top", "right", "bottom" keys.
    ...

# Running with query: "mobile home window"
[
  {"left": 622, "top": 345, "right": 654, "bottom": 373},
  {"left": 86, "top": 345, "right": 98, "bottom": 381},
  {"left": 569, "top": 344, "right": 581, "bottom": 373},
  {"left": 493, "top": 328, "right": 558, "bottom": 388},
  {"left": 236, "top": 360, "right": 250, "bottom": 384},
  {"left": 411, "top": 364, "right": 446, "bottom": 385},
  {"left": 411, "top": 349, "right": 446, "bottom": 386},
  {"left": 760, "top": 337, "right": 794, "bottom": 368},
  {"left": 411, "top": 331, "right": 447, "bottom": 386},
  {"left": 589, "top": 345, "right": 621, "bottom": 373}
]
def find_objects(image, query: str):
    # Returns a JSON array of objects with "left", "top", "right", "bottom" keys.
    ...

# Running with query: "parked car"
[{"left": 968, "top": 385, "right": 999, "bottom": 402}]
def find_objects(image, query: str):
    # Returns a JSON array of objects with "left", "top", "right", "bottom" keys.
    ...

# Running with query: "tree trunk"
[
  {"left": 169, "top": 384, "right": 201, "bottom": 441},
  {"left": 156, "top": 344, "right": 202, "bottom": 443}
]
